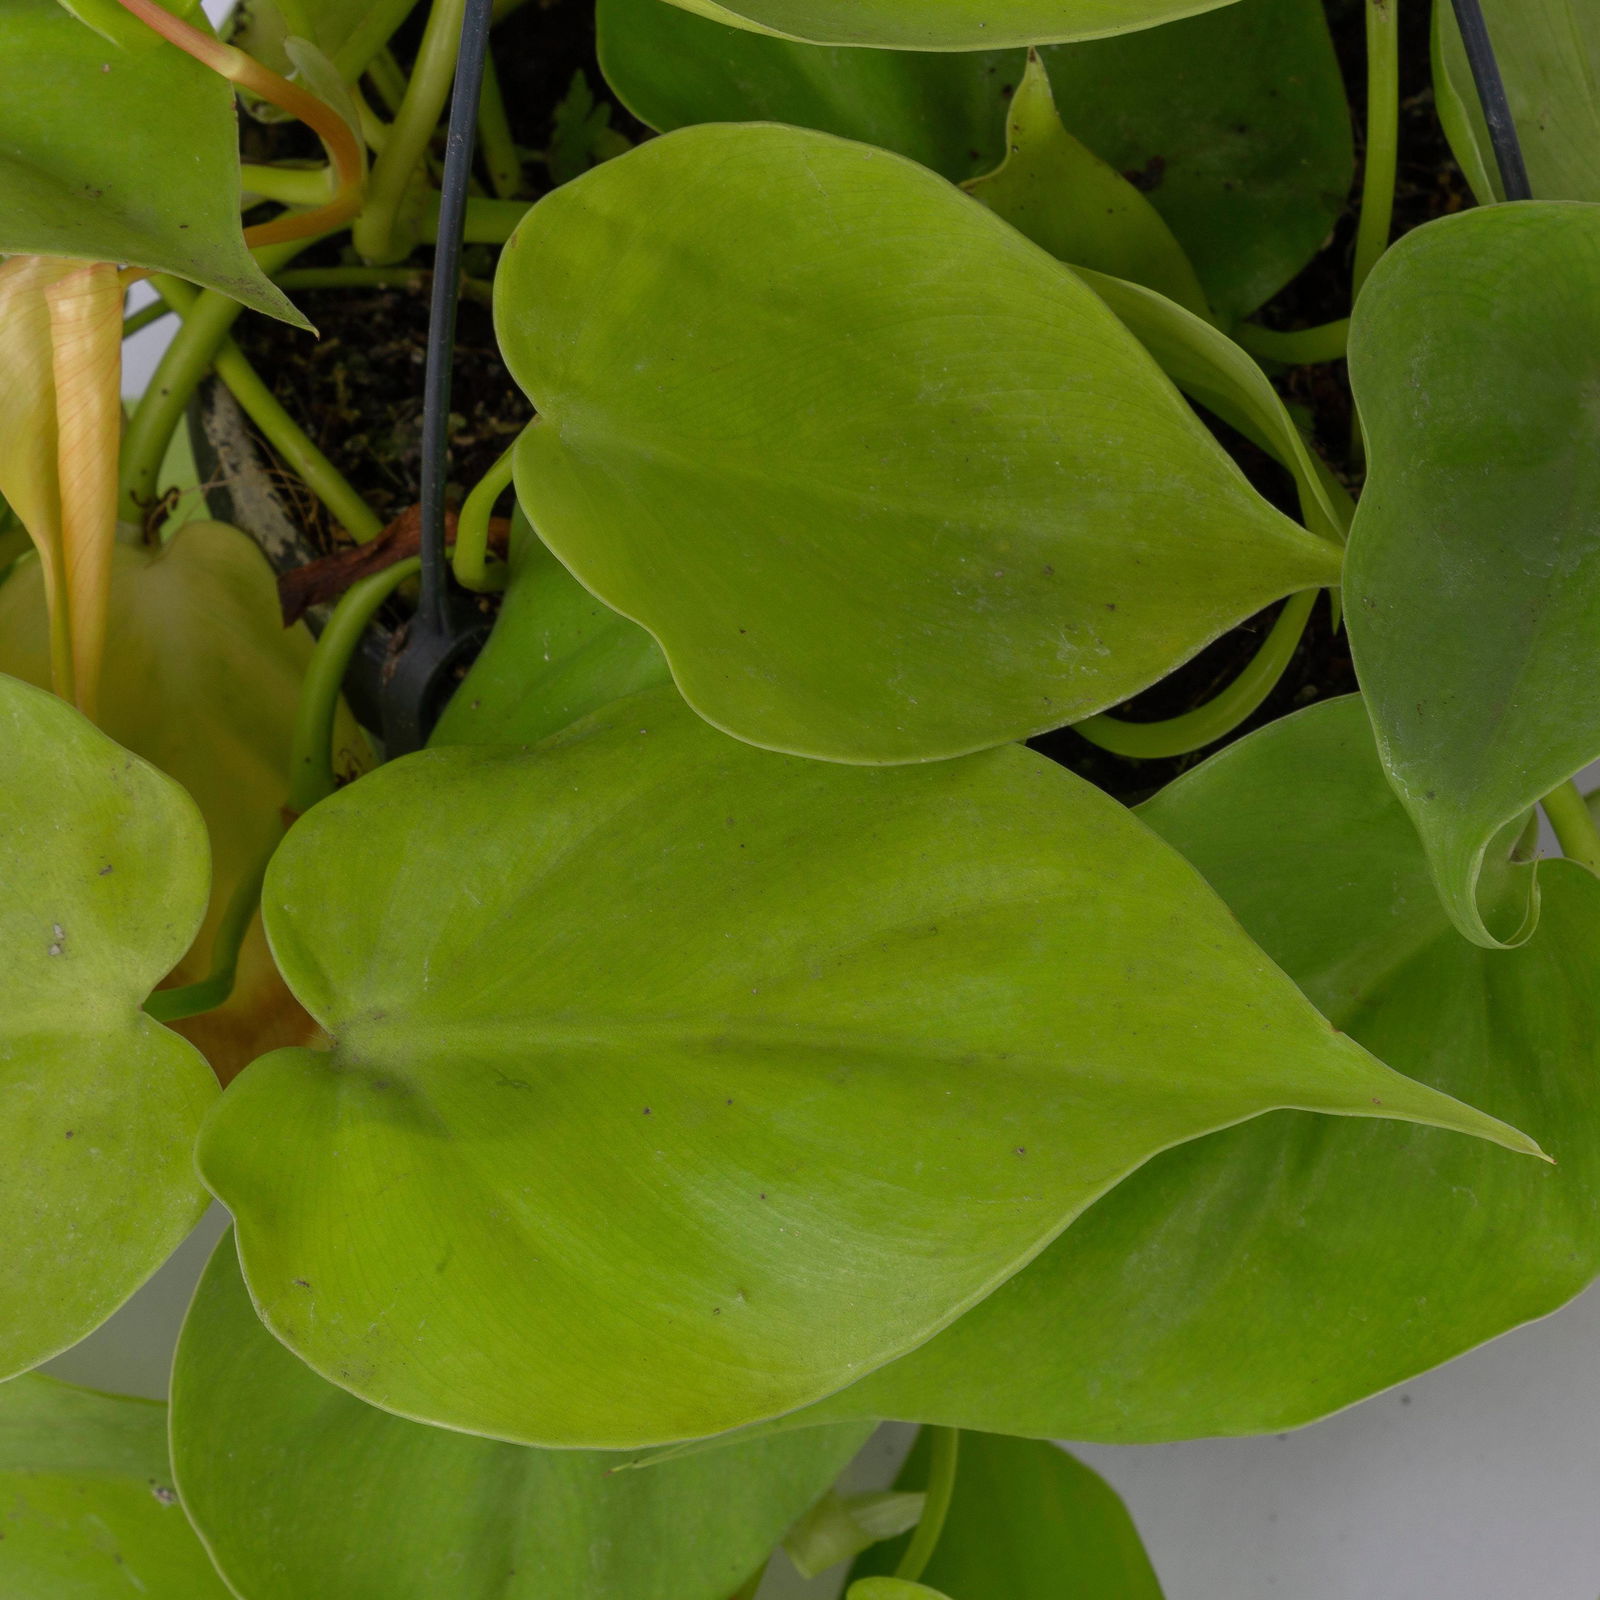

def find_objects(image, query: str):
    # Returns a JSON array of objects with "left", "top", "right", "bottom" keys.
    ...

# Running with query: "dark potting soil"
[
  {"left": 231, "top": 0, "right": 1468, "bottom": 803},
  {"left": 230, "top": 0, "right": 641, "bottom": 549}
]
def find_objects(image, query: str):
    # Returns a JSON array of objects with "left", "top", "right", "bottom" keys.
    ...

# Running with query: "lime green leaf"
[
  {"left": 1041, "top": 0, "right": 1351, "bottom": 319},
  {"left": 597, "top": 0, "right": 1015, "bottom": 182},
  {"left": 1075, "top": 265, "right": 1344, "bottom": 541},
  {"left": 498, "top": 122, "right": 1340, "bottom": 765},
  {"left": 652, "top": 0, "right": 1239, "bottom": 50},
  {"left": 848, "top": 1583, "right": 951, "bottom": 1600},
  {"left": 850, "top": 1432, "right": 1163, "bottom": 1596},
  {"left": 1434, "top": 0, "right": 1600, "bottom": 204},
  {"left": 0, "top": 0, "right": 302, "bottom": 323},
  {"left": 171, "top": 1233, "right": 872, "bottom": 1600},
  {"left": 965, "top": 51, "right": 1209, "bottom": 316},
  {"left": 734, "top": 695, "right": 1594, "bottom": 1443},
  {"left": 429, "top": 513, "right": 669, "bottom": 750},
  {"left": 199, "top": 687, "right": 1531, "bottom": 1448},
  {"left": 0, "top": 1376, "right": 231, "bottom": 1598},
  {"left": 227, "top": 0, "right": 413, "bottom": 83},
  {"left": 0, "top": 522, "right": 370, "bottom": 1081},
  {"left": 1345, "top": 203, "right": 1600, "bottom": 945},
  {"left": 0, "top": 673, "right": 215, "bottom": 1377},
  {"left": 601, "top": 0, "right": 1344, "bottom": 319},
  {"left": 52, "top": 0, "right": 203, "bottom": 53}
]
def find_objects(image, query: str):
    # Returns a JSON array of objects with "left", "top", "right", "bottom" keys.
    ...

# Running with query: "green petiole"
[
  {"left": 143, "top": 834, "right": 276, "bottom": 1022},
  {"left": 1075, "top": 588, "right": 1318, "bottom": 761},
  {"left": 478, "top": 48, "right": 523, "bottom": 199},
  {"left": 120, "top": 240, "right": 311, "bottom": 523},
  {"left": 893, "top": 1428, "right": 960, "bottom": 1585},
  {"left": 212, "top": 339, "right": 385, "bottom": 542},
  {"left": 148, "top": 277, "right": 383, "bottom": 544},
  {"left": 277, "top": 265, "right": 429, "bottom": 293},
  {"left": 239, "top": 163, "right": 334, "bottom": 207},
  {"left": 275, "top": 265, "right": 494, "bottom": 305},
  {"left": 1233, "top": 318, "right": 1350, "bottom": 366},
  {"left": 452, "top": 444, "right": 514, "bottom": 592},
  {"left": 121, "top": 299, "right": 172, "bottom": 340},
  {"left": 365, "top": 46, "right": 409, "bottom": 114},
  {"left": 1352, "top": 0, "right": 1400, "bottom": 309},
  {"left": 120, "top": 281, "right": 251, "bottom": 523},
  {"left": 353, "top": 0, "right": 469, "bottom": 263},
  {"left": 424, "top": 194, "right": 531, "bottom": 245},
  {"left": 1542, "top": 780, "right": 1600, "bottom": 874},
  {"left": 287, "top": 556, "right": 421, "bottom": 816}
]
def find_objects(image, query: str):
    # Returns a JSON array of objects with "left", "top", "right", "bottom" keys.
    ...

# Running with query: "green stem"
[
  {"left": 239, "top": 162, "right": 333, "bottom": 207},
  {"left": 120, "top": 283, "right": 249, "bottom": 522},
  {"left": 453, "top": 444, "right": 514, "bottom": 592},
  {"left": 366, "top": 45, "right": 408, "bottom": 114},
  {"left": 1352, "top": 0, "right": 1400, "bottom": 308},
  {"left": 894, "top": 1428, "right": 959, "bottom": 1585},
  {"left": 1075, "top": 589, "right": 1318, "bottom": 760},
  {"left": 276, "top": 264, "right": 493, "bottom": 305},
  {"left": 276, "top": 266, "right": 430, "bottom": 292},
  {"left": 1542, "top": 781, "right": 1600, "bottom": 873},
  {"left": 420, "top": 194, "right": 530, "bottom": 245},
  {"left": 353, "top": 0, "right": 468, "bottom": 263},
  {"left": 122, "top": 299, "right": 172, "bottom": 339},
  {"left": 149, "top": 275, "right": 382, "bottom": 543},
  {"left": 288, "top": 556, "right": 421, "bottom": 814},
  {"left": 350, "top": 81, "right": 392, "bottom": 153},
  {"left": 478, "top": 48, "right": 523, "bottom": 198},
  {"left": 120, "top": 240, "right": 312, "bottom": 522},
  {"left": 213, "top": 339, "right": 385, "bottom": 541},
  {"left": 144, "top": 834, "right": 276, "bottom": 1022},
  {"left": 1233, "top": 318, "right": 1350, "bottom": 367}
]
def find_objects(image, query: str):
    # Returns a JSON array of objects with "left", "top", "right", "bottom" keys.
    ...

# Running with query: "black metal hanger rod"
[{"left": 1447, "top": 0, "right": 1532, "bottom": 202}]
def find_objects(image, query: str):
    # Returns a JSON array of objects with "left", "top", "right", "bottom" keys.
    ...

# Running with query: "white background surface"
[{"left": 94, "top": 147, "right": 1600, "bottom": 1600}]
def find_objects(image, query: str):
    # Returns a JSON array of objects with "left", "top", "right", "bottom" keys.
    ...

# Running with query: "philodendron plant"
[{"left": 4, "top": 0, "right": 1600, "bottom": 1591}]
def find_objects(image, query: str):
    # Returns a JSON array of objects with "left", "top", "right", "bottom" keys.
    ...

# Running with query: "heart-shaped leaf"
[
  {"left": 199, "top": 687, "right": 1531, "bottom": 1448},
  {"left": 0, "top": 522, "right": 370, "bottom": 1080},
  {"left": 0, "top": 673, "right": 216, "bottom": 1377},
  {"left": 849, "top": 1431, "right": 1164, "bottom": 1596},
  {"left": 429, "top": 512, "right": 670, "bottom": 749},
  {"left": 1435, "top": 0, "right": 1600, "bottom": 204},
  {"left": 599, "top": 0, "right": 1344, "bottom": 321},
  {"left": 170, "top": 1233, "right": 871, "bottom": 1600},
  {"left": 497, "top": 122, "right": 1340, "bottom": 765},
  {"left": 651, "top": 0, "right": 1239, "bottom": 50},
  {"left": 1345, "top": 202, "right": 1600, "bottom": 945},
  {"left": 0, "top": 0, "right": 301, "bottom": 323},
  {"left": 597, "top": 0, "right": 1015, "bottom": 182},
  {"left": 0, "top": 1376, "right": 231, "bottom": 1598},
  {"left": 965, "top": 51, "right": 1209, "bottom": 316},
  {"left": 1075, "top": 267, "right": 1343, "bottom": 542},
  {"left": 1039, "top": 0, "right": 1350, "bottom": 319},
  {"left": 727, "top": 695, "right": 1597, "bottom": 1444}
]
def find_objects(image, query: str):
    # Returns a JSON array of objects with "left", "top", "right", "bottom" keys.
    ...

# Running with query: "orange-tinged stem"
[
  {"left": 46, "top": 263, "right": 123, "bottom": 721},
  {"left": 109, "top": 0, "right": 364, "bottom": 244}
]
